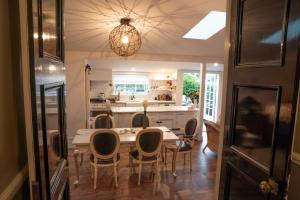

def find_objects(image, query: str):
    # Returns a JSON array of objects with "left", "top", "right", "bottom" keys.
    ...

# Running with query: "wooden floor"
[{"left": 68, "top": 139, "right": 218, "bottom": 200}]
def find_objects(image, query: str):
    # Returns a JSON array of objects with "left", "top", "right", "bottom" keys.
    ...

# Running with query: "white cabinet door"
[
  {"left": 148, "top": 113, "right": 160, "bottom": 127},
  {"left": 159, "top": 113, "right": 175, "bottom": 129},
  {"left": 115, "top": 113, "right": 132, "bottom": 128},
  {"left": 175, "top": 113, "right": 197, "bottom": 129},
  {"left": 160, "top": 119, "right": 173, "bottom": 129}
]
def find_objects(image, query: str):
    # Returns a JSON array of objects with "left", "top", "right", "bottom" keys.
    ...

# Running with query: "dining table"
[{"left": 72, "top": 126, "right": 179, "bottom": 185}]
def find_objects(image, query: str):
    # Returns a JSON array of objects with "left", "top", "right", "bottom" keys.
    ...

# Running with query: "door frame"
[
  {"left": 18, "top": 0, "right": 37, "bottom": 199},
  {"left": 214, "top": 0, "right": 232, "bottom": 198},
  {"left": 18, "top": 0, "right": 231, "bottom": 199}
]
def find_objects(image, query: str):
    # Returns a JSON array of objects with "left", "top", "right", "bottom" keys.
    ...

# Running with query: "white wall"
[
  {"left": 89, "top": 69, "right": 112, "bottom": 81},
  {"left": 65, "top": 51, "right": 87, "bottom": 144},
  {"left": 176, "top": 70, "right": 184, "bottom": 106}
]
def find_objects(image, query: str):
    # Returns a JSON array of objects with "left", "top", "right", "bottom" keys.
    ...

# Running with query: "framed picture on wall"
[{"left": 38, "top": 0, "right": 64, "bottom": 61}]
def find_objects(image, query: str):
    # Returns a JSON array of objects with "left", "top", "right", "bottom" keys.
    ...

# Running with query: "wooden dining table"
[{"left": 72, "top": 126, "right": 179, "bottom": 185}]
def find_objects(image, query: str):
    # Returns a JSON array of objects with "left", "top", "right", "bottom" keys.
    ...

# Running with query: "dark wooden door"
[{"left": 219, "top": 0, "right": 300, "bottom": 199}]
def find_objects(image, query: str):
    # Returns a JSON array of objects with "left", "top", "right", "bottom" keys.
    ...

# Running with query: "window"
[
  {"left": 204, "top": 73, "right": 220, "bottom": 122},
  {"left": 113, "top": 74, "right": 149, "bottom": 95}
]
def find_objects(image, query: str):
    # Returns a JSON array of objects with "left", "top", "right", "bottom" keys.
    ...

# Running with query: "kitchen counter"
[
  {"left": 111, "top": 106, "right": 198, "bottom": 113},
  {"left": 111, "top": 106, "right": 199, "bottom": 134},
  {"left": 90, "top": 100, "right": 176, "bottom": 111},
  {"left": 115, "top": 100, "right": 176, "bottom": 104}
]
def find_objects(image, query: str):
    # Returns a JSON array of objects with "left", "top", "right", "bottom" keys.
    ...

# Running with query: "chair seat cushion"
[
  {"left": 166, "top": 141, "right": 192, "bottom": 152},
  {"left": 179, "top": 141, "right": 192, "bottom": 151},
  {"left": 129, "top": 150, "right": 157, "bottom": 161},
  {"left": 90, "top": 153, "right": 120, "bottom": 164}
]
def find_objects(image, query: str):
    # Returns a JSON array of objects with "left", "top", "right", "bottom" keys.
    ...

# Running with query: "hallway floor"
[{"left": 68, "top": 139, "right": 217, "bottom": 200}]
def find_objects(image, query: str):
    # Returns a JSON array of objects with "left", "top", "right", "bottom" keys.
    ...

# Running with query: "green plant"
[{"left": 183, "top": 73, "right": 200, "bottom": 103}]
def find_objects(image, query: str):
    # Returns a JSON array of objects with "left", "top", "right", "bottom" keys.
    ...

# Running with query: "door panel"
[
  {"left": 237, "top": 0, "right": 287, "bottom": 66},
  {"left": 219, "top": 0, "right": 300, "bottom": 199},
  {"left": 231, "top": 85, "right": 280, "bottom": 171},
  {"left": 226, "top": 164, "right": 267, "bottom": 200}
]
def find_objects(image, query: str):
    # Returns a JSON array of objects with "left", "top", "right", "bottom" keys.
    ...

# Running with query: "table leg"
[
  {"left": 80, "top": 151, "right": 84, "bottom": 166},
  {"left": 74, "top": 149, "right": 80, "bottom": 185}
]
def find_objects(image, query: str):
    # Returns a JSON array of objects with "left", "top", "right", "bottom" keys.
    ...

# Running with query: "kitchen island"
[{"left": 111, "top": 106, "right": 199, "bottom": 134}]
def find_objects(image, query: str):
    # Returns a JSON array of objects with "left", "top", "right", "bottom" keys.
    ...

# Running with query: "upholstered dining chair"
[
  {"left": 203, "top": 119, "right": 220, "bottom": 153},
  {"left": 165, "top": 118, "right": 198, "bottom": 176},
  {"left": 129, "top": 128, "right": 163, "bottom": 185},
  {"left": 93, "top": 114, "right": 115, "bottom": 129},
  {"left": 89, "top": 130, "right": 120, "bottom": 189},
  {"left": 131, "top": 112, "right": 151, "bottom": 128}
]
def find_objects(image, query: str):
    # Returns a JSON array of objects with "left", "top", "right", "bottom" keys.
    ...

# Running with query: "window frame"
[{"left": 112, "top": 73, "right": 149, "bottom": 95}]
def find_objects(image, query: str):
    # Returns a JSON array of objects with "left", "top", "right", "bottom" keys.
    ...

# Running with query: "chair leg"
[
  {"left": 93, "top": 165, "right": 98, "bottom": 190},
  {"left": 202, "top": 144, "right": 208, "bottom": 153},
  {"left": 138, "top": 163, "right": 142, "bottom": 185},
  {"left": 172, "top": 151, "right": 178, "bottom": 177},
  {"left": 190, "top": 151, "right": 192, "bottom": 172},
  {"left": 156, "top": 160, "right": 160, "bottom": 184},
  {"left": 164, "top": 147, "right": 167, "bottom": 166},
  {"left": 129, "top": 156, "right": 133, "bottom": 175},
  {"left": 113, "top": 163, "right": 118, "bottom": 188},
  {"left": 184, "top": 153, "right": 186, "bottom": 165},
  {"left": 90, "top": 164, "right": 94, "bottom": 179},
  {"left": 151, "top": 163, "right": 155, "bottom": 182},
  {"left": 161, "top": 145, "right": 164, "bottom": 163}
]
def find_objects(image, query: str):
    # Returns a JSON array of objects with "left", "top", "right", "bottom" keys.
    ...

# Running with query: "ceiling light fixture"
[
  {"left": 49, "top": 65, "right": 57, "bottom": 71},
  {"left": 109, "top": 18, "right": 142, "bottom": 57},
  {"left": 183, "top": 11, "right": 226, "bottom": 40}
]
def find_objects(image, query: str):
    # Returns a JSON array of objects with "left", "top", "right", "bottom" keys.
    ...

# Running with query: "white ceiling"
[
  {"left": 65, "top": 0, "right": 226, "bottom": 59},
  {"left": 87, "top": 59, "right": 224, "bottom": 73}
]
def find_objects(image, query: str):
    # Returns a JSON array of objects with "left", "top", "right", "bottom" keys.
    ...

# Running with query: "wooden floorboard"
[{"left": 68, "top": 140, "right": 217, "bottom": 200}]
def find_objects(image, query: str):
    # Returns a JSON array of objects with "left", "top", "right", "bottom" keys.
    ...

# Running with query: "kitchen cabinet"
[{"left": 112, "top": 106, "right": 198, "bottom": 132}]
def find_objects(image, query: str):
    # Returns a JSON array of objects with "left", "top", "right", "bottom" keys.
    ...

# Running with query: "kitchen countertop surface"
[
  {"left": 115, "top": 100, "right": 176, "bottom": 104},
  {"left": 111, "top": 106, "right": 199, "bottom": 113}
]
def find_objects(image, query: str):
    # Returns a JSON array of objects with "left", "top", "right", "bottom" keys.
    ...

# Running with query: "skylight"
[{"left": 183, "top": 11, "right": 226, "bottom": 40}]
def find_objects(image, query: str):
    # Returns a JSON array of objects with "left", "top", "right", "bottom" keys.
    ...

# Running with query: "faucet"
[{"left": 129, "top": 93, "right": 135, "bottom": 101}]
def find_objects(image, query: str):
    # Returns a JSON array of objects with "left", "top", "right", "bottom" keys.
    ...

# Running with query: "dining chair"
[
  {"left": 131, "top": 112, "right": 150, "bottom": 128},
  {"left": 93, "top": 113, "right": 115, "bottom": 129},
  {"left": 164, "top": 118, "right": 198, "bottom": 177},
  {"left": 89, "top": 130, "right": 120, "bottom": 189},
  {"left": 129, "top": 128, "right": 163, "bottom": 185},
  {"left": 203, "top": 119, "right": 220, "bottom": 153}
]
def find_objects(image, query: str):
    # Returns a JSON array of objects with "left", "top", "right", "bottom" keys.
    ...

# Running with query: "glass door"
[
  {"left": 40, "top": 82, "right": 69, "bottom": 199},
  {"left": 204, "top": 73, "right": 220, "bottom": 122}
]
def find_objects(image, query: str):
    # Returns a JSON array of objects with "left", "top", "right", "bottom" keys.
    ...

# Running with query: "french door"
[
  {"left": 27, "top": 0, "right": 69, "bottom": 199},
  {"left": 219, "top": 0, "right": 300, "bottom": 199},
  {"left": 204, "top": 73, "right": 220, "bottom": 122}
]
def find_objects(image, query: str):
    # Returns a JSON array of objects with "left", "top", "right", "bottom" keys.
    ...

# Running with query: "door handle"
[{"left": 260, "top": 178, "right": 279, "bottom": 196}]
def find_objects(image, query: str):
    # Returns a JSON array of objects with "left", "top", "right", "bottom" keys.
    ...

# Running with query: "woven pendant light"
[{"left": 109, "top": 18, "right": 142, "bottom": 57}]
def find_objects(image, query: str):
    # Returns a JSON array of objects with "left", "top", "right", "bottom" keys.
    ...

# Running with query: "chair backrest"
[
  {"left": 185, "top": 118, "right": 198, "bottom": 137},
  {"left": 90, "top": 130, "right": 120, "bottom": 160},
  {"left": 131, "top": 112, "right": 150, "bottom": 128},
  {"left": 203, "top": 120, "right": 220, "bottom": 152},
  {"left": 136, "top": 128, "right": 163, "bottom": 158},
  {"left": 93, "top": 114, "right": 115, "bottom": 129}
]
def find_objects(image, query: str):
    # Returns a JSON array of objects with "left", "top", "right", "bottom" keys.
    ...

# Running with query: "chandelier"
[{"left": 109, "top": 18, "right": 142, "bottom": 57}]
